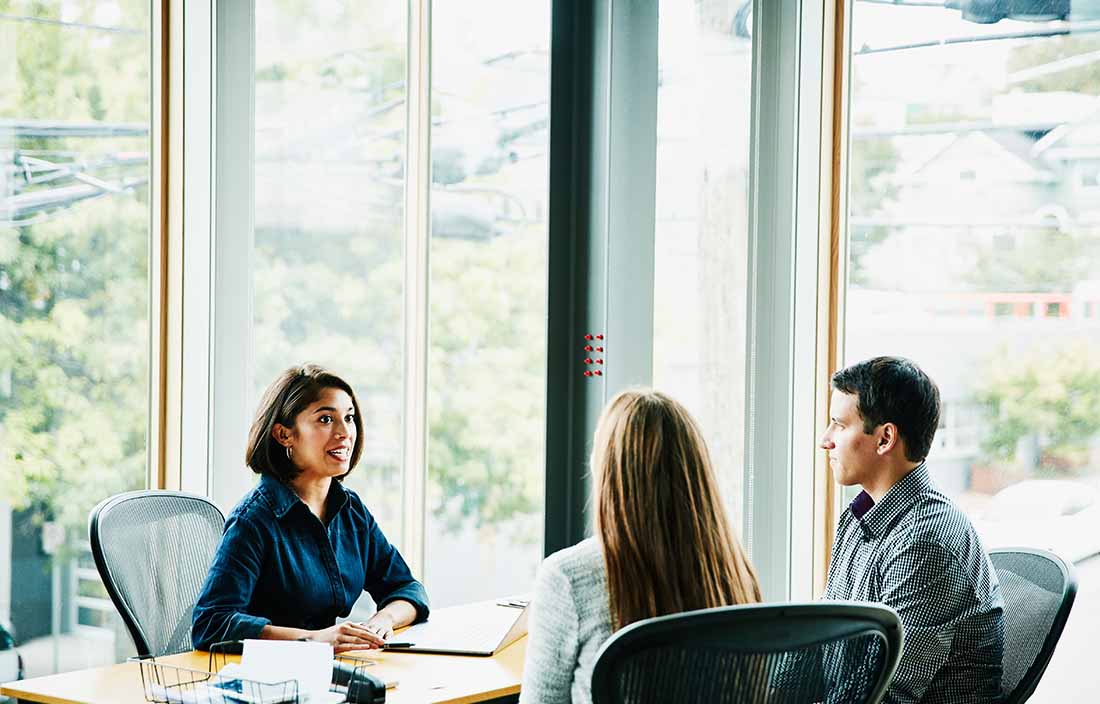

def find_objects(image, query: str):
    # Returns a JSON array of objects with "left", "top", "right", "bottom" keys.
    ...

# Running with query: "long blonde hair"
[{"left": 594, "top": 389, "right": 762, "bottom": 630}]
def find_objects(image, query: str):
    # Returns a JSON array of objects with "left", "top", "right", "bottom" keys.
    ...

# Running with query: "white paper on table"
[{"left": 235, "top": 639, "right": 336, "bottom": 703}]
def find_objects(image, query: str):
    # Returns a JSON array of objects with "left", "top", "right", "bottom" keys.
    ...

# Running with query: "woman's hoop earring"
[{"left": 286, "top": 446, "right": 293, "bottom": 460}]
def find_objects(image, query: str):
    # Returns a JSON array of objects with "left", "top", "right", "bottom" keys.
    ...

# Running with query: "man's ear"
[
  {"left": 272, "top": 423, "right": 294, "bottom": 448},
  {"left": 876, "top": 423, "right": 900, "bottom": 456}
]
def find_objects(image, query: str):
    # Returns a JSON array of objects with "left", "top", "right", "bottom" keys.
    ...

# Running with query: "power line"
[
  {"left": 851, "top": 120, "right": 1064, "bottom": 139},
  {"left": 0, "top": 120, "right": 148, "bottom": 138},
  {"left": 859, "top": 0, "right": 945, "bottom": 6},
  {"left": 0, "top": 12, "right": 143, "bottom": 36},
  {"left": 1007, "top": 47, "right": 1100, "bottom": 83},
  {"left": 856, "top": 20, "right": 1100, "bottom": 54}
]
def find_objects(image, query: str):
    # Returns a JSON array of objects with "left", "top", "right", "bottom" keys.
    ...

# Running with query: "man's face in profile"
[{"left": 820, "top": 391, "right": 879, "bottom": 488}]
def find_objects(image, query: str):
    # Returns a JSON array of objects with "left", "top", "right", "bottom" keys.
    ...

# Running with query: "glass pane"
[
  {"left": 252, "top": 0, "right": 407, "bottom": 565},
  {"left": 845, "top": 3, "right": 1100, "bottom": 699},
  {"left": 653, "top": 1, "right": 753, "bottom": 525},
  {"left": 0, "top": 0, "right": 151, "bottom": 675},
  {"left": 425, "top": 0, "right": 550, "bottom": 607}
]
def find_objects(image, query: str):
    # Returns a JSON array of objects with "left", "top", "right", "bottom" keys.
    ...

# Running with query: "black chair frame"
[
  {"left": 591, "top": 601, "right": 903, "bottom": 704},
  {"left": 990, "top": 547, "right": 1077, "bottom": 704}
]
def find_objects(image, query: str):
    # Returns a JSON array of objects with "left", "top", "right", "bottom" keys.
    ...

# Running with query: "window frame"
[
  {"left": 401, "top": 0, "right": 432, "bottom": 578},
  {"left": 156, "top": 0, "right": 219, "bottom": 498},
  {"left": 544, "top": 0, "right": 659, "bottom": 555},
  {"left": 547, "top": 0, "right": 844, "bottom": 601},
  {"left": 744, "top": 0, "right": 840, "bottom": 601},
  {"left": 158, "top": 0, "right": 848, "bottom": 601},
  {"left": 178, "top": 0, "right": 556, "bottom": 582}
]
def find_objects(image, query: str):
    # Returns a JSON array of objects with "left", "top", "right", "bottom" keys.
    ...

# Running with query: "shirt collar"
[
  {"left": 257, "top": 473, "right": 349, "bottom": 520},
  {"left": 850, "top": 461, "right": 932, "bottom": 538},
  {"left": 849, "top": 490, "right": 874, "bottom": 520}
]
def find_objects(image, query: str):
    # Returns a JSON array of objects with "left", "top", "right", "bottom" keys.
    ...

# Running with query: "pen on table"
[{"left": 382, "top": 642, "right": 415, "bottom": 648}]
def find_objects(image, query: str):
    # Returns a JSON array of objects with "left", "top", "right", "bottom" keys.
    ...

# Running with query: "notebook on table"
[{"left": 384, "top": 601, "right": 528, "bottom": 656}]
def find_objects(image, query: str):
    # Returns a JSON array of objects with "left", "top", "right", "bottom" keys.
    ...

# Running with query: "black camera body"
[{"left": 333, "top": 658, "right": 386, "bottom": 704}]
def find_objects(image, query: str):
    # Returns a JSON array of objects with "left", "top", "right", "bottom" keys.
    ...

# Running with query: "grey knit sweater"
[{"left": 519, "top": 537, "right": 613, "bottom": 704}]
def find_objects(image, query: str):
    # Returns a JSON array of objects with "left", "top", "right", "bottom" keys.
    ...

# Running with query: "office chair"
[
  {"left": 590, "top": 602, "right": 902, "bottom": 704},
  {"left": 989, "top": 547, "right": 1077, "bottom": 704},
  {"left": 89, "top": 490, "right": 226, "bottom": 657}
]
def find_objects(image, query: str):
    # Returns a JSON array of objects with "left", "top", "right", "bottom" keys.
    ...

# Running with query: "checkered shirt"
[{"left": 825, "top": 463, "right": 1005, "bottom": 704}]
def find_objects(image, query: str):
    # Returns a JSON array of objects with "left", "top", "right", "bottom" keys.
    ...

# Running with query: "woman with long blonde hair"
[{"left": 520, "top": 389, "right": 761, "bottom": 704}]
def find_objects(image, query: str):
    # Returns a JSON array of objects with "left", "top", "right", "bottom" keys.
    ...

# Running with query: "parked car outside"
[
  {"left": 0, "top": 621, "right": 23, "bottom": 702},
  {"left": 973, "top": 479, "right": 1100, "bottom": 563}
]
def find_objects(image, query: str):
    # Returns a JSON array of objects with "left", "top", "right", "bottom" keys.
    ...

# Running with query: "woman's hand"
[
  {"left": 309, "top": 621, "right": 386, "bottom": 653},
  {"left": 361, "top": 610, "right": 396, "bottom": 642}
]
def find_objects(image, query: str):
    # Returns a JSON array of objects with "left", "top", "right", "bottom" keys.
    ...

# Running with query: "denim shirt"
[{"left": 192, "top": 474, "right": 429, "bottom": 650}]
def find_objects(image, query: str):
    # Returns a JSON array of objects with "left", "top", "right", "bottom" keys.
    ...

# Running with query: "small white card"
[{"left": 239, "top": 639, "right": 334, "bottom": 702}]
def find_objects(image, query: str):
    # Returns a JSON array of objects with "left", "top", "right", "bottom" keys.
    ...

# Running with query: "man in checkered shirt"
[{"left": 820, "top": 356, "right": 1003, "bottom": 704}]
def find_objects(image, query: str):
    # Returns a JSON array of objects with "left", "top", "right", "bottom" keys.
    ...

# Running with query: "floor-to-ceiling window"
[
  {"left": 844, "top": 2, "right": 1100, "bottom": 699},
  {"left": 0, "top": 0, "right": 152, "bottom": 676},
  {"left": 652, "top": 0, "right": 753, "bottom": 536},
  {"left": 251, "top": 0, "right": 409, "bottom": 550},
  {"left": 425, "top": 0, "right": 550, "bottom": 606},
  {"left": 230, "top": 0, "right": 551, "bottom": 609}
]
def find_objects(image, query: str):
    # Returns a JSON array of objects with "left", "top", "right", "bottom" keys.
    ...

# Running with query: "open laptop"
[{"left": 384, "top": 600, "right": 528, "bottom": 656}]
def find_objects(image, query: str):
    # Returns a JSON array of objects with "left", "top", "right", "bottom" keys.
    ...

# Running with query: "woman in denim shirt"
[{"left": 192, "top": 365, "right": 429, "bottom": 653}]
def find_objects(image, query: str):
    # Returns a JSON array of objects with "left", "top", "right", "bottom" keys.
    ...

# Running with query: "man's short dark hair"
[
  {"left": 246, "top": 364, "right": 364, "bottom": 482},
  {"left": 831, "top": 356, "right": 940, "bottom": 462}
]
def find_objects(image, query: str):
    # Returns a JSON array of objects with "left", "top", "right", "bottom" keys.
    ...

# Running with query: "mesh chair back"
[
  {"left": 591, "top": 602, "right": 902, "bottom": 704},
  {"left": 89, "top": 491, "right": 225, "bottom": 657},
  {"left": 990, "top": 548, "right": 1077, "bottom": 704}
]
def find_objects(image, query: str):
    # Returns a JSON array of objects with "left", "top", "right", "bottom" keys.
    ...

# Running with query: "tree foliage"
[
  {"left": 848, "top": 135, "right": 900, "bottom": 287},
  {"left": 1, "top": 0, "right": 548, "bottom": 562},
  {"left": 426, "top": 234, "right": 545, "bottom": 536},
  {"left": 963, "top": 228, "right": 1098, "bottom": 293},
  {"left": 246, "top": 0, "right": 548, "bottom": 540},
  {"left": 974, "top": 341, "right": 1100, "bottom": 474},
  {"left": 847, "top": 69, "right": 901, "bottom": 288},
  {"left": 1, "top": 0, "right": 151, "bottom": 551}
]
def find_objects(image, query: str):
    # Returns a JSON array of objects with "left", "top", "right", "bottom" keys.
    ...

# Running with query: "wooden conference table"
[{"left": 0, "top": 603, "right": 526, "bottom": 704}]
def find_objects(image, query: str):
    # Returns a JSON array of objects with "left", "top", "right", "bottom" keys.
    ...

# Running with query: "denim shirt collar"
[
  {"left": 850, "top": 461, "right": 931, "bottom": 539},
  {"left": 256, "top": 473, "right": 349, "bottom": 520}
]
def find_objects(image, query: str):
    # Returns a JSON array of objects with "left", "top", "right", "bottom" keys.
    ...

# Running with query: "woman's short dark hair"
[
  {"left": 831, "top": 356, "right": 940, "bottom": 462},
  {"left": 246, "top": 364, "right": 364, "bottom": 482}
]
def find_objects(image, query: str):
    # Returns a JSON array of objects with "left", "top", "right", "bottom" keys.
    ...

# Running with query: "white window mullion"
[
  {"left": 745, "top": 0, "right": 829, "bottom": 602},
  {"left": 208, "top": 0, "right": 256, "bottom": 509},
  {"left": 401, "top": 0, "right": 432, "bottom": 577},
  {"left": 789, "top": 1, "right": 829, "bottom": 602},
  {"left": 149, "top": 0, "right": 166, "bottom": 491},
  {"left": 176, "top": 0, "right": 217, "bottom": 497}
]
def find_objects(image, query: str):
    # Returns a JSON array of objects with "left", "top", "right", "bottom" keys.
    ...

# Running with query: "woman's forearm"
[
  {"left": 252, "top": 600, "right": 417, "bottom": 649},
  {"left": 259, "top": 624, "right": 312, "bottom": 641},
  {"left": 378, "top": 599, "right": 418, "bottom": 629},
  {"left": 259, "top": 602, "right": 416, "bottom": 648}
]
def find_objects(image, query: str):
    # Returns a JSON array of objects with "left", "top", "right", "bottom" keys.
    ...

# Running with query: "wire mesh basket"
[
  {"left": 133, "top": 657, "right": 298, "bottom": 704},
  {"left": 132, "top": 641, "right": 385, "bottom": 704}
]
